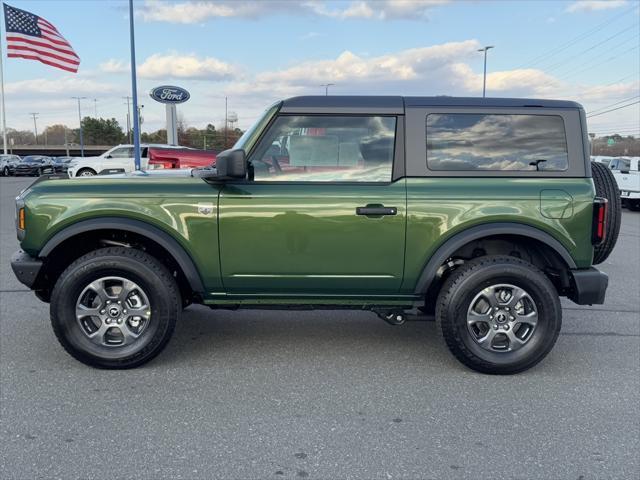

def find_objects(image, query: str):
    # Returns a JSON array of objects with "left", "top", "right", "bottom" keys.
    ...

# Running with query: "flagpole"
[
  {"left": 0, "top": 8, "right": 8, "bottom": 155},
  {"left": 128, "top": 0, "right": 141, "bottom": 171}
]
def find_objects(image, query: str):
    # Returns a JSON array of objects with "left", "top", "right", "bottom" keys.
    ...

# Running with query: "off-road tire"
[
  {"left": 437, "top": 255, "right": 561, "bottom": 374},
  {"left": 591, "top": 161, "right": 621, "bottom": 264},
  {"left": 50, "top": 247, "right": 180, "bottom": 369}
]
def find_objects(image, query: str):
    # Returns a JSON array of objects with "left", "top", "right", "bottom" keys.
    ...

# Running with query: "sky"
[{"left": 2, "top": 0, "right": 639, "bottom": 137}]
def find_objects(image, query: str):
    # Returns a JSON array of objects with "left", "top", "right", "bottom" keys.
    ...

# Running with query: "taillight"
[{"left": 592, "top": 197, "right": 608, "bottom": 245}]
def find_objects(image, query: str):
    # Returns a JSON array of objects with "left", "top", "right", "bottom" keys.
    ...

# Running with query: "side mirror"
[
  {"left": 105, "top": 155, "right": 112, "bottom": 159},
  {"left": 195, "top": 148, "right": 246, "bottom": 180}
]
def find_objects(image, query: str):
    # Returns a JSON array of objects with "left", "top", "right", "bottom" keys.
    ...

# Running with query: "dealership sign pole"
[
  {"left": 129, "top": 0, "right": 141, "bottom": 170},
  {"left": 149, "top": 86, "right": 190, "bottom": 145}
]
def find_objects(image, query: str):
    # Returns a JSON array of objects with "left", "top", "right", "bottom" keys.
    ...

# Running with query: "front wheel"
[
  {"left": 437, "top": 256, "right": 561, "bottom": 374},
  {"left": 50, "top": 247, "right": 180, "bottom": 368},
  {"left": 77, "top": 168, "right": 96, "bottom": 177},
  {"left": 1, "top": 166, "right": 7, "bottom": 176}
]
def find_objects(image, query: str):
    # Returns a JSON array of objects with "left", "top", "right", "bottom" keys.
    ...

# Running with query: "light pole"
[
  {"left": 72, "top": 96, "right": 86, "bottom": 157},
  {"left": 478, "top": 46, "right": 494, "bottom": 98},
  {"left": 29, "top": 112, "right": 39, "bottom": 144},
  {"left": 320, "top": 83, "right": 335, "bottom": 96}
]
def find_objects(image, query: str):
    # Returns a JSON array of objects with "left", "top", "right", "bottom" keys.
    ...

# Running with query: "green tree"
[{"left": 80, "top": 117, "right": 125, "bottom": 145}]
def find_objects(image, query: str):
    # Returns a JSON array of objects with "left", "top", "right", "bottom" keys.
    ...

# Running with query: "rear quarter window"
[{"left": 426, "top": 113, "right": 569, "bottom": 172}]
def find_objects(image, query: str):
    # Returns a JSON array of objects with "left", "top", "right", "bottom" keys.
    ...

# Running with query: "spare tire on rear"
[{"left": 591, "top": 161, "right": 621, "bottom": 264}]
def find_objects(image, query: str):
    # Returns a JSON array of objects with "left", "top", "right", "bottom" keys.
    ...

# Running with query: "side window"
[
  {"left": 109, "top": 147, "right": 134, "bottom": 158},
  {"left": 426, "top": 113, "right": 568, "bottom": 172},
  {"left": 249, "top": 115, "right": 396, "bottom": 182}
]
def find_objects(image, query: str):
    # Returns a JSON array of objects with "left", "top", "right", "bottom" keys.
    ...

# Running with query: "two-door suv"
[{"left": 11, "top": 96, "right": 621, "bottom": 373}]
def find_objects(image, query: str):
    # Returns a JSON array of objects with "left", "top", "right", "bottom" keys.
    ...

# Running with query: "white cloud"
[
  {"left": 100, "top": 53, "right": 239, "bottom": 80},
  {"left": 137, "top": 0, "right": 451, "bottom": 23},
  {"left": 565, "top": 1, "right": 628, "bottom": 13},
  {"left": 226, "top": 40, "right": 483, "bottom": 98},
  {"left": 138, "top": 53, "right": 238, "bottom": 80},
  {"left": 5, "top": 77, "right": 122, "bottom": 96},
  {"left": 100, "top": 59, "right": 128, "bottom": 74}
]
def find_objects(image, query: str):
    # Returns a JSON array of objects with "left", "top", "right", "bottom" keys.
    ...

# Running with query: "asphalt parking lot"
[{"left": 0, "top": 176, "right": 638, "bottom": 480}]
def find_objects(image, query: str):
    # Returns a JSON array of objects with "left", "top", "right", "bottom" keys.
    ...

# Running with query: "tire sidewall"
[
  {"left": 51, "top": 251, "right": 178, "bottom": 368},
  {"left": 440, "top": 260, "right": 561, "bottom": 373}
]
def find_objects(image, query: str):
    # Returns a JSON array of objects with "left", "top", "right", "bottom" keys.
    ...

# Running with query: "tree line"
[{"left": 4, "top": 117, "right": 244, "bottom": 152}]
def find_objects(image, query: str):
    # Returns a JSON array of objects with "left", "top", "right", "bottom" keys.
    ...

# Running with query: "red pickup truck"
[{"left": 147, "top": 148, "right": 217, "bottom": 170}]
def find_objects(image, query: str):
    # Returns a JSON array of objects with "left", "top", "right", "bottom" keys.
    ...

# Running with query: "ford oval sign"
[{"left": 149, "top": 86, "right": 190, "bottom": 104}]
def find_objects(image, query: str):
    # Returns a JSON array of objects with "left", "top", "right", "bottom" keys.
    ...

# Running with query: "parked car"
[
  {"left": 51, "top": 156, "right": 73, "bottom": 174},
  {"left": 13, "top": 155, "right": 55, "bottom": 176},
  {"left": 11, "top": 96, "right": 621, "bottom": 373},
  {"left": 66, "top": 144, "right": 189, "bottom": 177},
  {"left": 147, "top": 147, "right": 216, "bottom": 170},
  {"left": 0, "top": 154, "right": 21, "bottom": 176},
  {"left": 609, "top": 157, "right": 640, "bottom": 211}
]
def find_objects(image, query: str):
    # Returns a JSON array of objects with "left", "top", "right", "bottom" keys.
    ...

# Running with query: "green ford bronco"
[{"left": 11, "top": 96, "right": 621, "bottom": 373}]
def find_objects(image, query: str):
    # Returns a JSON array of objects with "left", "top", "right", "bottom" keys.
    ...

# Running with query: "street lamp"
[
  {"left": 72, "top": 96, "right": 87, "bottom": 157},
  {"left": 478, "top": 46, "right": 494, "bottom": 98},
  {"left": 320, "top": 83, "right": 335, "bottom": 96}
]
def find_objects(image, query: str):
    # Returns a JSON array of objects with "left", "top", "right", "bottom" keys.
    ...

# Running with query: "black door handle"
[{"left": 356, "top": 205, "right": 397, "bottom": 216}]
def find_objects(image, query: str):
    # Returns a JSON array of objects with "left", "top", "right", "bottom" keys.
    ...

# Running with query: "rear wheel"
[
  {"left": 437, "top": 256, "right": 561, "bottom": 374},
  {"left": 50, "top": 247, "right": 180, "bottom": 368},
  {"left": 591, "top": 161, "right": 621, "bottom": 264}
]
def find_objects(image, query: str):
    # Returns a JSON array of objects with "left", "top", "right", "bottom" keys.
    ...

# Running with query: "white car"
[
  {"left": 66, "top": 144, "right": 186, "bottom": 177},
  {"left": 610, "top": 157, "right": 640, "bottom": 211}
]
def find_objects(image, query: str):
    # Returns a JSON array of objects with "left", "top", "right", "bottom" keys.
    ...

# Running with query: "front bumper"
[
  {"left": 568, "top": 267, "right": 608, "bottom": 305},
  {"left": 11, "top": 250, "right": 43, "bottom": 289}
]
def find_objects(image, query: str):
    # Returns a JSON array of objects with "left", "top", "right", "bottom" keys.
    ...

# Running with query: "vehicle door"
[
  {"left": 218, "top": 114, "right": 407, "bottom": 294},
  {"left": 104, "top": 147, "right": 134, "bottom": 172}
]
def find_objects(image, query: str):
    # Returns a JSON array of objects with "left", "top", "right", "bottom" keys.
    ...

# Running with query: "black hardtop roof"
[{"left": 281, "top": 95, "right": 583, "bottom": 111}]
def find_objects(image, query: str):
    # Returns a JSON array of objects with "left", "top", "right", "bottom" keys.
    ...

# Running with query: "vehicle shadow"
[{"left": 156, "top": 305, "right": 460, "bottom": 371}]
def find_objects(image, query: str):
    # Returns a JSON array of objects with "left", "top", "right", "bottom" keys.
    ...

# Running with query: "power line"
[
  {"left": 587, "top": 94, "right": 640, "bottom": 115},
  {"left": 553, "top": 44, "right": 640, "bottom": 83},
  {"left": 499, "top": 4, "right": 639, "bottom": 83},
  {"left": 586, "top": 100, "right": 640, "bottom": 118},
  {"left": 542, "top": 24, "right": 638, "bottom": 76}
]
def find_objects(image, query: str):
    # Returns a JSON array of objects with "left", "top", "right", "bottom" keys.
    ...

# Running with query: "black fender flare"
[
  {"left": 39, "top": 217, "right": 205, "bottom": 293},
  {"left": 413, "top": 222, "right": 577, "bottom": 295}
]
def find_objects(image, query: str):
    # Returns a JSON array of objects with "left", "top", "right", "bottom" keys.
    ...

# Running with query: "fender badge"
[{"left": 198, "top": 204, "right": 214, "bottom": 215}]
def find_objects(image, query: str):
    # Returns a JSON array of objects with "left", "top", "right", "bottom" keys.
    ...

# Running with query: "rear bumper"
[
  {"left": 11, "top": 250, "right": 43, "bottom": 289},
  {"left": 568, "top": 267, "right": 608, "bottom": 305}
]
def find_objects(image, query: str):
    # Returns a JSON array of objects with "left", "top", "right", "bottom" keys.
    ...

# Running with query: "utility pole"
[
  {"left": 478, "top": 46, "right": 494, "bottom": 98},
  {"left": 320, "top": 83, "right": 335, "bottom": 96},
  {"left": 224, "top": 96, "right": 228, "bottom": 149},
  {"left": 64, "top": 126, "right": 69, "bottom": 156},
  {"left": 29, "top": 113, "right": 39, "bottom": 144},
  {"left": 93, "top": 98, "right": 98, "bottom": 117},
  {"left": 72, "top": 97, "right": 87, "bottom": 157},
  {"left": 123, "top": 96, "right": 132, "bottom": 143}
]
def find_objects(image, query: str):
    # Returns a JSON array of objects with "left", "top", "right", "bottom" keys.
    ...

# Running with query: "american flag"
[{"left": 3, "top": 3, "right": 80, "bottom": 73}]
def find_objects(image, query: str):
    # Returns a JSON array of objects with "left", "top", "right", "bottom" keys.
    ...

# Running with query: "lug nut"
[
  {"left": 117, "top": 301, "right": 121, "bottom": 305},
  {"left": 493, "top": 324, "right": 499, "bottom": 330},
  {"left": 123, "top": 310, "right": 127, "bottom": 314},
  {"left": 489, "top": 315, "right": 494, "bottom": 319},
  {"left": 505, "top": 307, "right": 510, "bottom": 311},
  {"left": 106, "top": 300, "right": 111, "bottom": 304},
  {"left": 503, "top": 325, "right": 510, "bottom": 331},
  {"left": 510, "top": 316, "right": 515, "bottom": 321},
  {"left": 100, "top": 309, "right": 105, "bottom": 314}
]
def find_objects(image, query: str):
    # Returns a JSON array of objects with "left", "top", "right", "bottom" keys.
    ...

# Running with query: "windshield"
[
  {"left": 233, "top": 102, "right": 281, "bottom": 154},
  {"left": 23, "top": 156, "right": 44, "bottom": 163}
]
